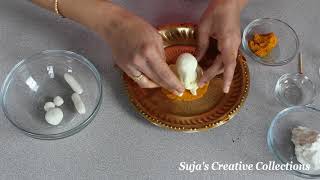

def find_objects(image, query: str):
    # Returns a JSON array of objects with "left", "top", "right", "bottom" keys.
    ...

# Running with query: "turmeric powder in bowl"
[{"left": 248, "top": 32, "right": 278, "bottom": 58}]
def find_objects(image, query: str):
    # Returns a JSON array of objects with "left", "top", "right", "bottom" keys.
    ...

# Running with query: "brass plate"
[{"left": 123, "top": 23, "right": 250, "bottom": 132}]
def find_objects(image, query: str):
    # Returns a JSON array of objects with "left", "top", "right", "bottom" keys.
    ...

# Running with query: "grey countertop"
[{"left": 1, "top": 0, "right": 320, "bottom": 179}]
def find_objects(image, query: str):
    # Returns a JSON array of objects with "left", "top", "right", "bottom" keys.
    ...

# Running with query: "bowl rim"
[
  {"left": 267, "top": 105, "right": 320, "bottom": 178},
  {"left": 0, "top": 50, "right": 103, "bottom": 140},
  {"left": 242, "top": 18, "right": 300, "bottom": 66}
]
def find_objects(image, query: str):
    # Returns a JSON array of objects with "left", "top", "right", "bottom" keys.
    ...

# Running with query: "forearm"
[
  {"left": 31, "top": 0, "right": 120, "bottom": 35},
  {"left": 239, "top": 0, "right": 248, "bottom": 10},
  {"left": 208, "top": 0, "right": 248, "bottom": 11}
]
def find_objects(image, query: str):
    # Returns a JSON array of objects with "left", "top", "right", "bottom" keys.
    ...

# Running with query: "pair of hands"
[{"left": 101, "top": 0, "right": 245, "bottom": 94}]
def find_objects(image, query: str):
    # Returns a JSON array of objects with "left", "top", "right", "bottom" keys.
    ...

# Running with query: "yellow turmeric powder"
[{"left": 248, "top": 32, "right": 278, "bottom": 58}]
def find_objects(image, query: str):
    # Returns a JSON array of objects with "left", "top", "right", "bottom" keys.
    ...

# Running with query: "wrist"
[
  {"left": 56, "top": 0, "right": 135, "bottom": 44},
  {"left": 32, "top": 0, "right": 107, "bottom": 25},
  {"left": 57, "top": 0, "right": 112, "bottom": 29},
  {"left": 61, "top": 1, "right": 129, "bottom": 40},
  {"left": 90, "top": 4, "right": 136, "bottom": 42}
]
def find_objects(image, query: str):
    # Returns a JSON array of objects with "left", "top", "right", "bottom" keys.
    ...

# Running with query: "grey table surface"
[{"left": 1, "top": 0, "right": 320, "bottom": 179}]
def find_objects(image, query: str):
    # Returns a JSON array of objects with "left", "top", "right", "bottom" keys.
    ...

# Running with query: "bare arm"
[
  {"left": 30, "top": 0, "right": 184, "bottom": 93},
  {"left": 31, "top": 0, "right": 115, "bottom": 33}
]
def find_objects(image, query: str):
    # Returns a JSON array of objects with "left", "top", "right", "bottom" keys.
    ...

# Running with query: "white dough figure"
[{"left": 176, "top": 53, "right": 199, "bottom": 95}]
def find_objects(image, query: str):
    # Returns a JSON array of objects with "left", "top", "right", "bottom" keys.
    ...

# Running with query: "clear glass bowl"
[
  {"left": 275, "top": 73, "right": 316, "bottom": 107},
  {"left": 0, "top": 50, "right": 102, "bottom": 139},
  {"left": 268, "top": 106, "right": 320, "bottom": 178},
  {"left": 242, "top": 18, "right": 299, "bottom": 66}
]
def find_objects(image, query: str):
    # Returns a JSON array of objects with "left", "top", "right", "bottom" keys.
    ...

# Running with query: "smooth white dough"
[
  {"left": 64, "top": 73, "right": 83, "bottom": 94},
  {"left": 292, "top": 126, "right": 320, "bottom": 170},
  {"left": 71, "top": 93, "right": 86, "bottom": 114},
  {"left": 45, "top": 107, "right": 63, "bottom": 125},
  {"left": 44, "top": 102, "right": 55, "bottom": 112},
  {"left": 53, "top": 96, "right": 64, "bottom": 106},
  {"left": 176, "top": 53, "right": 199, "bottom": 95}
]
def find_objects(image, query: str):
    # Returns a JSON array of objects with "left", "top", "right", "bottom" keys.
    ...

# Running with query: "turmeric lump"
[{"left": 248, "top": 32, "right": 278, "bottom": 57}]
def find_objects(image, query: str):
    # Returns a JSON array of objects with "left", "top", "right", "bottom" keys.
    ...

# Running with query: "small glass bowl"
[
  {"left": 0, "top": 50, "right": 102, "bottom": 139},
  {"left": 274, "top": 73, "right": 316, "bottom": 107},
  {"left": 268, "top": 106, "right": 320, "bottom": 178},
  {"left": 242, "top": 18, "right": 299, "bottom": 66}
]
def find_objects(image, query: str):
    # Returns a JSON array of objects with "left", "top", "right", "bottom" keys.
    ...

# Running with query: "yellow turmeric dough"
[
  {"left": 248, "top": 32, "right": 278, "bottom": 58},
  {"left": 162, "top": 83, "right": 209, "bottom": 101}
]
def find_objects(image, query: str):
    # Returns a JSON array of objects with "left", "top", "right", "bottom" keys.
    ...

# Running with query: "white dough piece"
[
  {"left": 53, "top": 96, "right": 64, "bottom": 106},
  {"left": 71, "top": 93, "right": 86, "bottom": 114},
  {"left": 44, "top": 102, "right": 55, "bottom": 111},
  {"left": 292, "top": 126, "right": 320, "bottom": 170},
  {"left": 45, "top": 107, "right": 63, "bottom": 125},
  {"left": 64, "top": 73, "right": 83, "bottom": 94},
  {"left": 176, "top": 53, "right": 199, "bottom": 95}
]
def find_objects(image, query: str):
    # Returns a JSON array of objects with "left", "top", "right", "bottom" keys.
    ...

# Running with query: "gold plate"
[{"left": 123, "top": 23, "right": 250, "bottom": 132}]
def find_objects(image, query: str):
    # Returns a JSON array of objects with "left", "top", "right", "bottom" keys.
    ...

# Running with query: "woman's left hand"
[{"left": 197, "top": 0, "right": 247, "bottom": 93}]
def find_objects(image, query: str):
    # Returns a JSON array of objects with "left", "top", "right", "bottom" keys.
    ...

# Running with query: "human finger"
[
  {"left": 117, "top": 62, "right": 159, "bottom": 88},
  {"left": 198, "top": 56, "right": 223, "bottom": 87},
  {"left": 218, "top": 35, "right": 240, "bottom": 93},
  {"left": 196, "top": 23, "right": 210, "bottom": 61},
  {"left": 142, "top": 45, "right": 185, "bottom": 93}
]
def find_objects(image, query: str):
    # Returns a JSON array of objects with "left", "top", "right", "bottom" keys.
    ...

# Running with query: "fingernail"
[
  {"left": 174, "top": 90, "right": 184, "bottom": 97},
  {"left": 223, "top": 86, "right": 230, "bottom": 93},
  {"left": 178, "top": 87, "right": 185, "bottom": 94}
]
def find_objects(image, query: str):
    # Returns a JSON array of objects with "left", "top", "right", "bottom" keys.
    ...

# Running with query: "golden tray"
[{"left": 123, "top": 23, "right": 250, "bottom": 132}]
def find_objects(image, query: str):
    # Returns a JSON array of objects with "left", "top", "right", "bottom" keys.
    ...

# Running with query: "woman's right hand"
[
  {"left": 32, "top": 0, "right": 184, "bottom": 94},
  {"left": 93, "top": 4, "right": 185, "bottom": 95}
]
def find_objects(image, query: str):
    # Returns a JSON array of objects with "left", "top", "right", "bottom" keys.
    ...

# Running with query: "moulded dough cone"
[{"left": 162, "top": 64, "right": 209, "bottom": 101}]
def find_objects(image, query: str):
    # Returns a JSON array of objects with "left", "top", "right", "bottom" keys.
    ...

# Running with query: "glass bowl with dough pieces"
[
  {"left": 242, "top": 18, "right": 299, "bottom": 66},
  {"left": 268, "top": 106, "right": 320, "bottom": 178},
  {"left": 123, "top": 23, "right": 250, "bottom": 132},
  {"left": 0, "top": 50, "right": 102, "bottom": 139}
]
